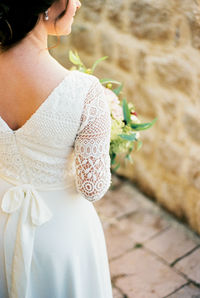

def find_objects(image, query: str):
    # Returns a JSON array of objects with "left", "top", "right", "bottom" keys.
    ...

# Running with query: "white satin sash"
[{"left": 0, "top": 173, "right": 71, "bottom": 298}]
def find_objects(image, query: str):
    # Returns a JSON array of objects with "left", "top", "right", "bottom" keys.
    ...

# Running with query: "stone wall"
[{"left": 49, "top": 0, "right": 200, "bottom": 234}]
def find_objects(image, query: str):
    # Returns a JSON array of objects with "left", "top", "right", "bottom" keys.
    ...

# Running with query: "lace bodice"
[{"left": 0, "top": 70, "right": 111, "bottom": 201}]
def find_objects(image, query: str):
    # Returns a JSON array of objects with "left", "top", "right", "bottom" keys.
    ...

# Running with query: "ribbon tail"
[
  {"left": 3, "top": 211, "right": 20, "bottom": 297},
  {"left": 10, "top": 195, "right": 35, "bottom": 298},
  {"left": 30, "top": 190, "right": 53, "bottom": 226}
]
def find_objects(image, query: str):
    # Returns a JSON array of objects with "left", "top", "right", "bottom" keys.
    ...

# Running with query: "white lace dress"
[{"left": 0, "top": 70, "right": 113, "bottom": 298}]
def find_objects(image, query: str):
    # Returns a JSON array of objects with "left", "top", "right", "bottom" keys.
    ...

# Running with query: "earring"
[{"left": 44, "top": 10, "right": 49, "bottom": 21}]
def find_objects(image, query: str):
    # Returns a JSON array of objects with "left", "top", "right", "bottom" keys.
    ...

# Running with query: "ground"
[{"left": 94, "top": 175, "right": 200, "bottom": 298}]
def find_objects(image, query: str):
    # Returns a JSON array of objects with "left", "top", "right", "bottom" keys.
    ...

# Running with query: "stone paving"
[{"left": 94, "top": 175, "right": 200, "bottom": 298}]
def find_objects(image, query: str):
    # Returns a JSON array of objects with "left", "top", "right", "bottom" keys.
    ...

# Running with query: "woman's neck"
[{"left": 0, "top": 18, "right": 50, "bottom": 63}]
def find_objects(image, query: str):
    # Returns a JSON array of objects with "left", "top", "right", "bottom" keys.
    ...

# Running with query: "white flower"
[
  {"left": 130, "top": 115, "right": 141, "bottom": 140},
  {"left": 103, "top": 86, "right": 123, "bottom": 121},
  {"left": 135, "top": 132, "right": 140, "bottom": 140},
  {"left": 130, "top": 114, "right": 140, "bottom": 123}
]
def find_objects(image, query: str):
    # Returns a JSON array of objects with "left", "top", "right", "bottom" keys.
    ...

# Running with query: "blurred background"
[{"left": 48, "top": 0, "right": 200, "bottom": 235}]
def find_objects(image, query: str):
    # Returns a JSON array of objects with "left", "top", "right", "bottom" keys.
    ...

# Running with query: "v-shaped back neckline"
[{"left": 0, "top": 70, "right": 77, "bottom": 135}]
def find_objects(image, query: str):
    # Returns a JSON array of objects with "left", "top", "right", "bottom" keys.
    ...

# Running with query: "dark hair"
[{"left": 0, "top": 0, "right": 69, "bottom": 53}]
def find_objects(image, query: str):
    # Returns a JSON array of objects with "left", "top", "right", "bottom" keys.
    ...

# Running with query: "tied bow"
[
  {"left": 1, "top": 184, "right": 53, "bottom": 298},
  {"left": 1, "top": 184, "right": 53, "bottom": 225}
]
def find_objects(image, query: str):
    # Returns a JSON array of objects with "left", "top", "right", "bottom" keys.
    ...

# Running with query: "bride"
[{"left": 0, "top": 0, "right": 113, "bottom": 297}]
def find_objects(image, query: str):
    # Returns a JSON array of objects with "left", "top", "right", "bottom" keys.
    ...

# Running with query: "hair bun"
[
  {"left": 0, "top": 3, "right": 10, "bottom": 19},
  {"left": 0, "top": 3, "right": 12, "bottom": 47},
  {"left": 0, "top": 0, "right": 69, "bottom": 52}
]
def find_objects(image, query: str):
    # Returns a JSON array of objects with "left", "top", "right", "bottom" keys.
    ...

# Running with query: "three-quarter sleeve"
[{"left": 74, "top": 76, "right": 111, "bottom": 202}]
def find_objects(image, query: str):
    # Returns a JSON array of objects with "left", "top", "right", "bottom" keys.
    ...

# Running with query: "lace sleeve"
[{"left": 74, "top": 76, "right": 111, "bottom": 202}]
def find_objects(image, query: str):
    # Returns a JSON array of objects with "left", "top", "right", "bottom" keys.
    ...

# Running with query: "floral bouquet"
[{"left": 68, "top": 50, "right": 157, "bottom": 172}]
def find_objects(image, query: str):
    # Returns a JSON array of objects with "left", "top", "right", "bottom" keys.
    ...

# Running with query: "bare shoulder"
[{"left": 0, "top": 58, "right": 71, "bottom": 111}]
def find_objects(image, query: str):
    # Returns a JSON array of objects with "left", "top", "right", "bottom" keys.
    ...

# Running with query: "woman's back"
[
  {"left": 0, "top": 65, "right": 113, "bottom": 298},
  {"left": 0, "top": 53, "right": 71, "bottom": 131},
  {"left": 0, "top": 0, "right": 113, "bottom": 297}
]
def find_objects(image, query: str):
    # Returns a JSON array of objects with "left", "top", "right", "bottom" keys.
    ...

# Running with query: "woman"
[{"left": 0, "top": 1, "right": 113, "bottom": 297}]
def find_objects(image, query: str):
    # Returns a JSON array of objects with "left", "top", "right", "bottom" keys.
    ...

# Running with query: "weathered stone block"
[
  {"left": 167, "top": 283, "right": 200, "bottom": 298},
  {"left": 83, "top": 0, "right": 105, "bottom": 12},
  {"left": 128, "top": 84, "right": 157, "bottom": 116},
  {"left": 156, "top": 180, "right": 186, "bottom": 218},
  {"left": 174, "top": 247, "right": 200, "bottom": 284},
  {"left": 94, "top": 185, "right": 141, "bottom": 219},
  {"left": 110, "top": 249, "right": 186, "bottom": 297},
  {"left": 155, "top": 140, "right": 184, "bottom": 175},
  {"left": 106, "top": 0, "right": 125, "bottom": 29},
  {"left": 186, "top": 155, "right": 200, "bottom": 191},
  {"left": 128, "top": 0, "right": 175, "bottom": 41},
  {"left": 145, "top": 225, "right": 198, "bottom": 264},
  {"left": 70, "top": 24, "right": 97, "bottom": 55},
  {"left": 104, "top": 224, "right": 135, "bottom": 259},
  {"left": 117, "top": 208, "right": 169, "bottom": 243},
  {"left": 117, "top": 45, "right": 132, "bottom": 71},
  {"left": 153, "top": 57, "right": 194, "bottom": 96},
  {"left": 82, "top": 8, "right": 102, "bottom": 23},
  {"left": 112, "top": 287, "right": 124, "bottom": 298},
  {"left": 100, "top": 31, "right": 116, "bottom": 60},
  {"left": 182, "top": 106, "right": 200, "bottom": 143}
]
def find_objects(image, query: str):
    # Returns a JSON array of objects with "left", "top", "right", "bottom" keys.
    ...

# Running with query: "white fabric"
[
  {"left": 2, "top": 182, "right": 53, "bottom": 298},
  {"left": 0, "top": 70, "right": 113, "bottom": 298},
  {"left": 74, "top": 74, "right": 111, "bottom": 201}
]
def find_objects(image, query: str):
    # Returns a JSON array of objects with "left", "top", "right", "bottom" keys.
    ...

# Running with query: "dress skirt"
[{"left": 0, "top": 178, "right": 113, "bottom": 298}]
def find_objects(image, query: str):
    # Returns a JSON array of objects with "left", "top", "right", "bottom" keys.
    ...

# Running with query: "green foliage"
[
  {"left": 113, "top": 83, "right": 124, "bottom": 96},
  {"left": 134, "top": 243, "right": 143, "bottom": 248},
  {"left": 131, "top": 117, "right": 158, "bottom": 131},
  {"left": 136, "top": 139, "right": 143, "bottom": 151},
  {"left": 118, "top": 133, "right": 137, "bottom": 141},
  {"left": 122, "top": 98, "right": 131, "bottom": 125},
  {"left": 69, "top": 50, "right": 85, "bottom": 68},
  {"left": 91, "top": 56, "right": 108, "bottom": 73},
  {"left": 99, "top": 78, "right": 121, "bottom": 85}
]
